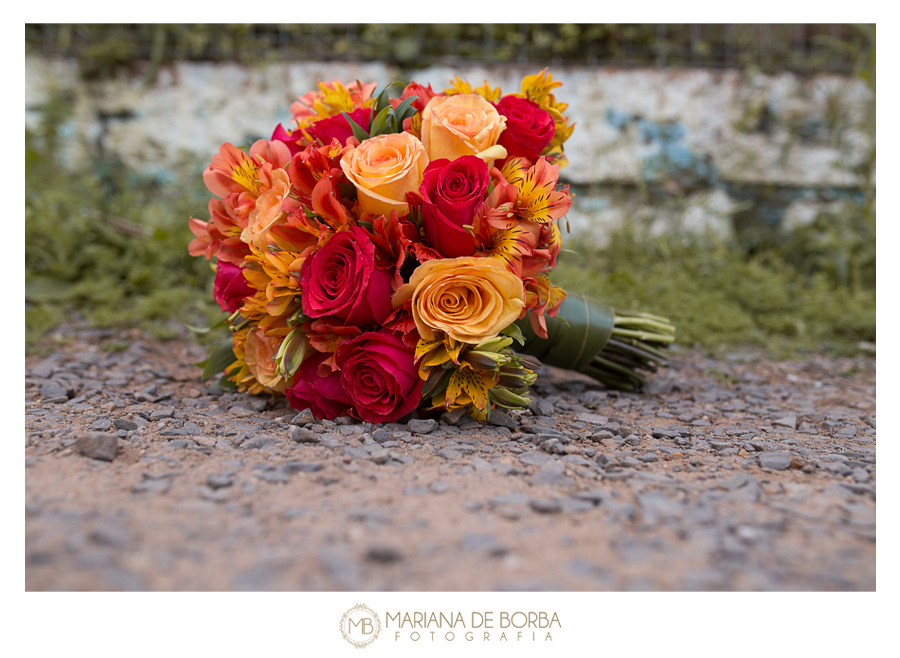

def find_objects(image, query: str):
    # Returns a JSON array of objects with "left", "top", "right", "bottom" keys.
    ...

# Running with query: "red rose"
[
  {"left": 300, "top": 226, "right": 393, "bottom": 326},
  {"left": 495, "top": 96, "right": 555, "bottom": 164},
  {"left": 419, "top": 155, "right": 489, "bottom": 258},
  {"left": 335, "top": 330, "right": 423, "bottom": 423},
  {"left": 285, "top": 351, "right": 352, "bottom": 420},
  {"left": 306, "top": 108, "right": 372, "bottom": 147},
  {"left": 212, "top": 261, "right": 255, "bottom": 314}
]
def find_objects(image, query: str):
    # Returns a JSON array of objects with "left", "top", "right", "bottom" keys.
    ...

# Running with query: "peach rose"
[
  {"left": 245, "top": 328, "right": 286, "bottom": 392},
  {"left": 240, "top": 166, "right": 290, "bottom": 246},
  {"left": 340, "top": 132, "right": 429, "bottom": 218},
  {"left": 421, "top": 94, "right": 508, "bottom": 166},
  {"left": 393, "top": 257, "right": 525, "bottom": 344}
]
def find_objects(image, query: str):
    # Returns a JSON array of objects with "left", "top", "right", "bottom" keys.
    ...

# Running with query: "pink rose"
[
  {"left": 285, "top": 351, "right": 352, "bottom": 420},
  {"left": 335, "top": 330, "right": 423, "bottom": 423},
  {"left": 299, "top": 226, "right": 394, "bottom": 326},
  {"left": 212, "top": 261, "right": 255, "bottom": 314},
  {"left": 419, "top": 155, "right": 489, "bottom": 258}
]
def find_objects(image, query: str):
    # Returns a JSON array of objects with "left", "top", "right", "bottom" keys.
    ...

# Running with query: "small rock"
[
  {"left": 256, "top": 469, "right": 290, "bottom": 484},
  {"left": 372, "top": 428, "right": 391, "bottom": 444},
  {"left": 88, "top": 419, "right": 112, "bottom": 431},
  {"left": 75, "top": 433, "right": 118, "bottom": 462},
  {"left": 519, "top": 451, "right": 551, "bottom": 467},
  {"left": 640, "top": 453, "right": 659, "bottom": 463},
  {"left": 408, "top": 419, "right": 438, "bottom": 434},
  {"left": 369, "top": 449, "right": 390, "bottom": 465},
  {"left": 575, "top": 413, "right": 609, "bottom": 425},
  {"left": 39, "top": 381, "right": 68, "bottom": 400},
  {"left": 530, "top": 460, "right": 573, "bottom": 487},
  {"left": 366, "top": 545, "right": 403, "bottom": 563},
  {"left": 282, "top": 461, "right": 324, "bottom": 474},
  {"left": 530, "top": 498, "right": 562, "bottom": 514},
  {"left": 758, "top": 452, "right": 792, "bottom": 471},
  {"left": 529, "top": 398, "right": 555, "bottom": 416},
  {"left": 207, "top": 474, "right": 233, "bottom": 489},
  {"left": 242, "top": 436, "right": 279, "bottom": 450},
  {"left": 113, "top": 418, "right": 138, "bottom": 431},
  {"left": 439, "top": 448, "right": 462, "bottom": 460},
  {"left": 489, "top": 409, "right": 518, "bottom": 429},
  {"left": 291, "top": 409, "right": 315, "bottom": 425},
  {"left": 289, "top": 426, "right": 317, "bottom": 443},
  {"left": 229, "top": 406, "right": 256, "bottom": 417},
  {"left": 772, "top": 415, "right": 797, "bottom": 430}
]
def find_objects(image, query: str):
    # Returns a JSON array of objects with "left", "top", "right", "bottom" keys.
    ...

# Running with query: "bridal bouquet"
[{"left": 189, "top": 70, "right": 675, "bottom": 423}]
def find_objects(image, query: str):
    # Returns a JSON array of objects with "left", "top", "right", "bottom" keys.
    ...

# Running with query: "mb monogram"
[{"left": 340, "top": 604, "right": 382, "bottom": 648}]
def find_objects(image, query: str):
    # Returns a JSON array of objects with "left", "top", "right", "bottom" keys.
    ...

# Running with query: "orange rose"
[
  {"left": 421, "top": 94, "right": 508, "bottom": 166},
  {"left": 393, "top": 257, "right": 525, "bottom": 344},
  {"left": 245, "top": 328, "right": 286, "bottom": 392},
  {"left": 339, "top": 132, "right": 429, "bottom": 217}
]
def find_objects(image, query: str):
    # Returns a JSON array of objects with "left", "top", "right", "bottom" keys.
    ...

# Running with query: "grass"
[
  {"left": 551, "top": 207, "right": 875, "bottom": 358},
  {"left": 25, "top": 95, "right": 221, "bottom": 352}
]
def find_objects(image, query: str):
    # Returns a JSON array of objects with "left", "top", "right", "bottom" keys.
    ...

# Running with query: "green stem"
[{"left": 611, "top": 327, "right": 677, "bottom": 343}]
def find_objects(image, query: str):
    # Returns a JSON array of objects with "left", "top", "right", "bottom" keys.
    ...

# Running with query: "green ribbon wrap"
[
  {"left": 515, "top": 292, "right": 675, "bottom": 391},
  {"left": 516, "top": 292, "right": 616, "bottom": 373}
]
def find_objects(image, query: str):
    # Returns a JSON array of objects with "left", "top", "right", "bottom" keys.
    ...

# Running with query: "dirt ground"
[{"left": 24, "top": 328, "right": 875, "bottom": 591}]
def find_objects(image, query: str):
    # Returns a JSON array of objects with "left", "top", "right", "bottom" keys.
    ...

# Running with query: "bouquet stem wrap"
[{"left": 516, "top": 292, "right": 676, "bottom": 391}]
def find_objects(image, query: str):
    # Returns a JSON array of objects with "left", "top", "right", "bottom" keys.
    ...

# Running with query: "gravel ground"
[{"left": 25, "top": 328, "right": 876, "bottom": 591}]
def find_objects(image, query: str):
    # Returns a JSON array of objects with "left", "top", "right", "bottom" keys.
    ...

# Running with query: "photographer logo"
[{"left": 340, "top": 604, "right": 381, "bottom": 648}]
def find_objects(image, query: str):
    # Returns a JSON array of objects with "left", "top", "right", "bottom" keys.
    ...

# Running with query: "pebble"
[
  {"left": 772, "top": 415, "right": 798, "bottom": 430},
  {"left": 530, "top": 498, "right": 562, "bottom": 514},
  {"left": 408, "top": 419, "right": 438, "bottom": 434},
  {"left": 368, "top": 449, "right": 390, "bottom": 465},
  {"left": 575, "top": 413, "right": 608, "bottom": 425},
  {"left": 289, "top": 426, "right": 317, "bottom": 443},
  {"left": 207, "top": 474, "right": 233, "bottom": 489},
  {"left": 282, "top": 461, "right": 324, "bottom": 474},
  {"left": 530, "top": 460, "right": 573, "bottom": 487},
  {"left": 488, "top": 409, "right": 518, "bottom": 429},
  {"left": 39, "top": 381, "right": 68, "bottom": 401},
  {"left": 366, "top": 545, "right": 403, "bottom": 563},
  {"left": 74, "top": 433, "right": 118, "bottom": 461},
  {"left": 758, "top": 452, "right": 792, "bottom": 471}
]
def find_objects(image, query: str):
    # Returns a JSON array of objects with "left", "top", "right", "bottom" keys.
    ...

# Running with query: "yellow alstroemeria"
[
  {"left": 443, "top": 76, "right": 502, "bottom": 102},
  {"left": 443, "top": 362, "right": 499, "bottom": 412}
]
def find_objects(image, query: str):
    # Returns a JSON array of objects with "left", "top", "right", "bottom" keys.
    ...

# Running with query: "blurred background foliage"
[
  {"left": 25, "top": 94, "right": 221, "bottom": 349},
  {"left": 26, "top": 23, "right": 868, "bottom": 77},
  {"left": 24, "top": 24, "right": 875, "bottom": 357}
]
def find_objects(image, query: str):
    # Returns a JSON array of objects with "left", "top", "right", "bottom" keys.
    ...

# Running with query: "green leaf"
[
  {"left": 393, "top": 96, "right": 417, "bottom": 123},
  {"left": 198, "top": 338, "right": 236, "bottom": 380},
  {"left": 500, "top": 322, "right": 526, "bottom": 346},
  {"left": 374, "top": 81, "right": 404, "bottom": 115},
  {"left": 341, "top": 111, "right": 370, "bottom": 142},
  {"left": 217, "top": 374, "right": 237, "bottom": 392},
  {"left": 369, "top": 106, "right": 393, "bottom": 137}
]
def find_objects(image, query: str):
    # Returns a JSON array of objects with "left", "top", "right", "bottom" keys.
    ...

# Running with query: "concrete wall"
[{"left": 26, "top": 56, "right": 873, "bottom": 241}]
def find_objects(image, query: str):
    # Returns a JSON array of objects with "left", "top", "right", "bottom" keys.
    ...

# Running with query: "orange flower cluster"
[{"left": 188, "top": 72, "right": 574, "bottom": 422}]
